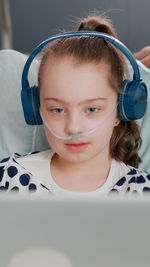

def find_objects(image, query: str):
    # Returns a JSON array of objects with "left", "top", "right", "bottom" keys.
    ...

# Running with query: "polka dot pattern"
[
  {"left": 0, "top": 157, "right": 10, "bottom": 163},
  {"left": 10, "top": 186, "right": 19, "bottom": 192},
  {"left": 0, "top": 181, "right": 9, "bottom": 191},
  {"left": 116, "top": 177, "right": 126, "bottom": 186},
  {"left": 0, "top": 166, "right": 4, "bottom": 182},
  {"left": 7, "top": 166, "right": 18, "bottom": 178},
  {"left": 137, "top": 175, "right": 146, "bottom": 184},
  {"left": 146, "top": 174, "right": 150, "bottom": 181},
  {"left": 128, "top": 169, "right": 137, "bottom": 175},
  {"left": 29, "top": 183, "right": 37, "bottom": 191},
  {"left": 110, "top": 188, "right": 119, "bottom": 193},
  {"left": 143, "top": 187, "right": 150, "bottom": 191},
  {"left": 0, "top": 152, "right": 150, "bottom": 196},
  {"left": 112, "top": 167, "right": 150, "bottom": 195},
  {"left": 19, "top": 174, "right": 30, "bottom": 186},
  {"left": 129, "top": 177, "right": 136, "bottom": 184}
]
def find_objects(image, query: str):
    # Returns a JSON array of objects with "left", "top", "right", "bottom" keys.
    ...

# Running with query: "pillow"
[
  {"left": 0, "top": 50, "right": 150, "bottom": 173},
  {"left": 0, "top": 49, "right": 49, "bottom": 160}
]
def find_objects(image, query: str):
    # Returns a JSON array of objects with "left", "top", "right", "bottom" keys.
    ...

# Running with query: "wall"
[{"left": 1, "top": 0, "right": 150, "bottom": 53}]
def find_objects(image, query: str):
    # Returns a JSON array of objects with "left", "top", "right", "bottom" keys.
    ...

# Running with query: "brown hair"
[{"left": 38, "top": 14, "right": 142, "bottom": 168}]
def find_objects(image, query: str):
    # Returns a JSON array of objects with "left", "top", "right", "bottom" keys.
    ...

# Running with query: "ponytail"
[{"left": 78, "top": 15, "right": 117, "bottom": 38}]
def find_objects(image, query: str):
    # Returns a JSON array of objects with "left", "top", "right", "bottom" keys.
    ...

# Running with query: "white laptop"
[{"left": 0, "top": 195, "right": 150, "bottom": 267}]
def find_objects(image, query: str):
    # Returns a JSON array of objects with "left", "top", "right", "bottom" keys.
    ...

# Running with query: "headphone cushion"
[
  {"left": 21, "top": 85, "right": 42, "bottom": 125},
  {"left": 30, "top": 86, "right": 42, "bottom": 125},
  {"left": 118, "top": 79, "right": 147, "bottom": 121}
]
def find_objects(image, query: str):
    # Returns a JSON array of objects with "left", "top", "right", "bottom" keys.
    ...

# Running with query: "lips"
[{"left": 65, "top": 142, "right": 89, "bottom": 151}]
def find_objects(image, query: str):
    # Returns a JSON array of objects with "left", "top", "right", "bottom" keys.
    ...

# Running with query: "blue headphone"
[{"left": 21, "top": 31, "right": 148, "bottom": 125}]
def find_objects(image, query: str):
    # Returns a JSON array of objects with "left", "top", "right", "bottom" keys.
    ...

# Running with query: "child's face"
[{"left": 40, "top": 57, "right": 120, "bottom": 164}]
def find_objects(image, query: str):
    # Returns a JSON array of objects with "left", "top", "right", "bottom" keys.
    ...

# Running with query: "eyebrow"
[{"left": 43, "top": 97, "right": 108, "bottom": 105}]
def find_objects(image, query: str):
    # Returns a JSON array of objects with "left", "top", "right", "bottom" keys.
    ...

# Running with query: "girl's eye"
[
  {"left": 87, "top": 107, "right": 99, "bottom": 114},
  {"left": 51, "top": 108, "right": 64, "bottom": 114}
]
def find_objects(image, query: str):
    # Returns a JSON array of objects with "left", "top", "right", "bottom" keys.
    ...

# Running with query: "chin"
[{"left": 61, "top": 152, "right": 92, "bottom": 164}]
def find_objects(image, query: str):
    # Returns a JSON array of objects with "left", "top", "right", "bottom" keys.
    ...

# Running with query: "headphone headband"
[
  {"left": 21, "top": 31, "right": 147, "bottom": 125},
  {"left": 22, "top": 31, "right": 141, "bottom": 91}
]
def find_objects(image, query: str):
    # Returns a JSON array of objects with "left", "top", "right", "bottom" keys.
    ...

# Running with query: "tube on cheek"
[{"left": 39, "top": 106, "right": 118, "bottom": 140}]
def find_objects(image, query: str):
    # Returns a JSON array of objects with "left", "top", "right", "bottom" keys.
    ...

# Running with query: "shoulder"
[
  {"left": 0, "top": 150, "right": 53, "bottom": 194},
  {"left": 111, "top": 160, "right": 150, "bottom": 195},
  {"left": 0, "top": 153, "right": 29, "bottom": 192},
  {"left": 127, "top": 166, "right": 150, "bottom": 194}
]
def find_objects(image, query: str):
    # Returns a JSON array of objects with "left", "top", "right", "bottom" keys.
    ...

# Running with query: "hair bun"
[{"left": 78, "top": 15, "right": 117, "bottom": 38}]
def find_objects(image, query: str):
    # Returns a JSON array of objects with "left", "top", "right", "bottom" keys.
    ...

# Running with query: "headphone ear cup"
[
  {"left": 118, "top": 79, "right": 147, "bottom": 121},
  {"left": 118, "top": 80, "right": 131, "bottom": 121},
  {"left": 21, "top": 85, "right": 42, "bottom": 125},
  {"left": 30, "top": 85, "right": 42, "bottom": 125}
]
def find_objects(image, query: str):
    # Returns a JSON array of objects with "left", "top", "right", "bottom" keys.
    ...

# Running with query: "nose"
[{"left": 64, "top": 111, "right": 83, "bottom": 136}]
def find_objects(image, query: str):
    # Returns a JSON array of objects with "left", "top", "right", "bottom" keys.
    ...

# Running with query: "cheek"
[
  {"left": 93, "top": 115, "right": 117, "bottom": 142},
  {"left": 44, "top": 127, "right": 63, "bottom": 152},
  {"left": 44, "top": 127, "right": 57, "bottom": 146}
]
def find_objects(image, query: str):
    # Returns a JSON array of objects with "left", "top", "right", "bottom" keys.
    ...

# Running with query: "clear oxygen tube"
[{"left": 39, "top": 105, "right": 118, "bottom": 140}]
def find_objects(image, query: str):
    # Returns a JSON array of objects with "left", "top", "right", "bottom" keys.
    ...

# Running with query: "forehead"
[{"left": 40, "top": 56, "right": 116, "bottom": 101}]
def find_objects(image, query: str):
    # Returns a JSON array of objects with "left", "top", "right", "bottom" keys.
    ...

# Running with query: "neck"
[
  {"left": 51, "top": 152, "right": 112, "bottom": 192},
  {"left": 54, "top": 151, "right": 110, "bottom": 172}
]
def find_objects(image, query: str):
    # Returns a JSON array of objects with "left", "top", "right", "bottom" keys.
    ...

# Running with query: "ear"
[{"left": 114, "top": 117, "right": 120, "bottom": 127}]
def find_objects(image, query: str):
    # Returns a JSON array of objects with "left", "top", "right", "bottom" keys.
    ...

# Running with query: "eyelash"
[
  {"left": 87, "top": 107, "right": 99, "bottom": 114},
  {"left": 51, "top": 108, "right": 64, "bottom": 114},
  {"left": 48, "top": 107, "right": 101, "bottom": 115}
]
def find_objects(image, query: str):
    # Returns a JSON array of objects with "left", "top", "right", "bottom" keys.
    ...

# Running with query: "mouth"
[{"left": 65, "top": 142, "right": 89, "bottom": 152}]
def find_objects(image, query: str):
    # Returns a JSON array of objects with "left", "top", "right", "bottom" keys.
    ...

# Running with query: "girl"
[{"left": 0, "top": 14, "right": 150, "bottom": 196}]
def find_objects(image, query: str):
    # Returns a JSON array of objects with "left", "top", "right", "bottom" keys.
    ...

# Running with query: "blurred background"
[{"left": 0, "top": 0, "right": 150, "bottom": 54}]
